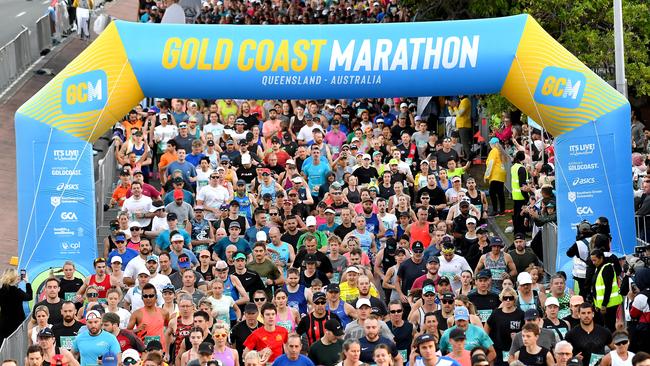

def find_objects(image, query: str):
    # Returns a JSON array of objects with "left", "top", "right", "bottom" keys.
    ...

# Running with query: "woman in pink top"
[
  {"left": 212, "top": 323, "right": 238, "bottom": 366},
  {"left": 273, "top": 290, "right": 299, "bottom": 332}
]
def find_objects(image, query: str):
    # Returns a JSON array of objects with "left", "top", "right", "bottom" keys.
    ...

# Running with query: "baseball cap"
[
  {"left": 177, "top": 253, "right": 191, "bottom": 269},
  {"left": 356, "top": 298, "right": 371, "bottom": 309},
  {"left": 459, "top": 200, "right": 470, "bottom": 207},
  {"left": 438, "top": 276, "right": 451, "bottom": 286},
  {"left": 172, "top": 177, "right": 184, "bottom": 184},
  {"left": 389, "top": 158, "right": 399, "bottom": 165},
  {"left": 102, "top": 353, "right": 118, "bottom": 366},
  {"left": 514, "top": 232, "right": 526, "bottom": 240},
  {"left": 327, "top": 283, "right": 340, "bottom": 293},
  {"left": 454, "top": 306, "right": 470, "bottom": 321},
  {"left": 324, "top": 207, "right": 336, "bottom": 215},
  {"left": 128, "top": 221, "right": 141, "bottom": 229},
  {"left": 233, "top": 252, "right": 247, "bottom": 261},
  {"left": 229, "top": 221, "right": 241, "bottom": 229},
  {"left": 422, "top": 285, "right": 436, "bottom": 295},
  {"left": 162, "top": 284, "right": 175, "bottom": 293},
  {"left": 167, "top": 212, "right": 179, "bottom": 221},
  {"left": 414, "top": 334, "right": 436, "bottom": 347},
  {"left": 111, "top": 256, "right": 123, "bottom": 264},
  {"left": 427, "top": 256, "right": 440, "bottom": 264},
  {"left": 306, "top": 216, "right": 317, "bottom": 227},
  {"left": 86, "top": 310, "right": 102, "bottom": 321},
  {"left": 524, "top": 308, "right": 541, "bottom": 320},
  {"left": 490, "top": 237, "right": 504, "bottom": 246},
  {"left": 171, "top": 233, "right": 184, "bottom": 242},
  {"left": 613, "top": 332, "right": 629, "bottom": 344},
  {"left": 324, "top": 319, "right": 344, "bottom": 336},
  {"left": 517, "top": 271, "right": 533, "bottom": 285},
  {"left": 362, "top": 153, "right": 371, "bottom": 160},
  {"left": 292, "top": 176, "right": 303, "bottom": 183},
  {"left": 449, "top": 327, "right": 466, "bottom": 341},
  {"left": 114, "top": 233, "right": 126, "bottom": 242},
  {"left": 313, "top": 292, "right": 326, "bottom": 302},
  {"left": 137, "top": 268, "right": 150, "bottom": 276},
  {"left": 570, "top": 295, "right": 584, "bottom": 306},
  {"left": 198, "top": 342, "right": 214, "bottom": 355},
  {"left": 215, "top": 260, "right": 228, "bottom": 270},
  {"left": 178, "top": 122, "right": 188, "bottom": 129},
  {"left": 121, "top": 349, "right": 140, "bottom": 365},
  {"left": 38, "top": 328, "right": 54, "bottom": 338},
  {"left": 466, "top": 217, "right": 477, "bottom": 225},
  {"left": 412, "top": 241, "right": 424, "bottom": 253},
  {"left": 545, "top": 297, "right": 560, "bottom": 307},
  {"left": 477, "top": 269, "right": 492, "bottom": 279},
  {"left": 441, "top": 292, "right": 455, "bottom": 301},
  {"left": 146, "top": 254, "right": 159, "bottom": 263},
  {"left": 451, "top": 176, "right": 461, "bottom": 183},
  {"left": 244, "top": 302, "right": 258, "bottom": 313},
  {"left": 345, "top": 266, "right": 360, "bottom": 274}
]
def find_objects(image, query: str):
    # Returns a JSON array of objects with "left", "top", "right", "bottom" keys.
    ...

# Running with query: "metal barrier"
[
  {"left": 36, "top": 14, "right": 53, "bottom": 55},
  {"left": 541, "top": 222, "right": 558, "bottom": 275},
  {"left": 0, "top": 317, "right": 30, "bottom": 366},
  {"left": 635, "top": 214, "right": 650, "bottom": 245},
  {"left": 0, "top": 27, "right": 33, "bottom": 92},
  {"left": 95, "top": 143, "right": 118, "bottom": 228}
]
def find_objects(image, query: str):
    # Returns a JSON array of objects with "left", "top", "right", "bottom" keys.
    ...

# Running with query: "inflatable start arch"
[{"left": 15, "top": 14, "right": 633, "bottom": 282}]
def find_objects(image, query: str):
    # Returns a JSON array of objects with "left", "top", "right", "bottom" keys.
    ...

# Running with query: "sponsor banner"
[{"left": 16, "top": 119, "right": 96, "bottom": 280}]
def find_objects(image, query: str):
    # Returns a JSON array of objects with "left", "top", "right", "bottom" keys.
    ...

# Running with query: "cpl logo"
[
  {"left": 576, "top": 206, "right": 594, "bottom": 215},
  {"left": 534, "top": 66, "right": 586, "bottom": 109},
  {"left": 60, "top": 211, "right": 78, "bottom": 221},
  {"left": 61, "top": 70, "right": 108, "bottom": 114}
]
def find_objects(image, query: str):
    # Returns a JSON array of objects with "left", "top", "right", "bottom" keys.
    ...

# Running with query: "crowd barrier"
[
  {"left": 541, "top": 222, "right": 558, "bottom": 275},
  {"left": 0, "top": 317, "right": 30, "bottom": 366},
  {"left": 635, "top": 214, "right": 650, "bottom": 245}
]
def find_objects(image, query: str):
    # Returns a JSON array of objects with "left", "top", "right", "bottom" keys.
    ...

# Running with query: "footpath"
[{"left": 0, "top": 0, "right": 137, "bottom": 270}]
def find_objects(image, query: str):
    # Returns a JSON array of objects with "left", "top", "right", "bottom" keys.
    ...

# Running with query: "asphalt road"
[{"left": 0, "top": 0, "right": 52, "bottom": 47}]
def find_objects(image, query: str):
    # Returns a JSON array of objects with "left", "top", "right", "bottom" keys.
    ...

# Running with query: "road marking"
[
  {"left": 16, "top": 11, "right": 26, "bottom": 17},
  {"left": 42, "top": 0, "right": 49, "bottom": 3}
]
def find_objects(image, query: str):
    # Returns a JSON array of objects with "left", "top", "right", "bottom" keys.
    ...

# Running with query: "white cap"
[
  {"left": 362, "top": 154, "right": 371, "bottom": 160},
  {"left": 400, "top": 102, "right": 408, "bottom": 108},
  {"left": 356, "top": 298, "right": 371, "bottom": 309},
  {"left": 415, "top": 115, "right": 423, "bottom": 122},
  {"left": 122, "top": 349, "right": 141, "bottom": 363},
  {"left": 351, "top": 137, "right": 360, "bottom": 142},
  {"left": 137, "top": 268, "right": 150, "bottom": 276},
  {"left": 545, "top": 297, "right": 560, "bottom": 307},
  {"left": 111, "top": 256, "right": 123, "bottom": 263},
  {"left": 286, "top": 159, "right": 295, "bottom": 165},
  {"left": 171, "top": 233, "right": 184, "bottom": 242},
  {"left": 292, "top": 176, "right": 303, "bottom": 183},
  {"left": 128, "top": 221, "right": 141, "bottom": 229},
  {"left": 306, "top": 216, "right": 317, "bottom": 227},
  {"left": 466, "top": 217, "right": 477, "bottom": 225},
  {"left": 345, "top": 266, "right": 360, "bottom": 274},
  {"left": 241, "top": 154, "right": 251, "bottom": 165},
  {"left": 517, "top": 272, "right": 533, "bottom": 285},
  {"left": 256, "top": 231, "right": 267, "bottom": 242}
]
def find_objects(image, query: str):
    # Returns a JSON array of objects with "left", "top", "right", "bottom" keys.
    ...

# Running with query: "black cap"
[
  {"left": 146, "top": 340, "right": 163, "bottom": 352},
  {"left": 239, "top": 139, "right": 248, "bottom": 146},
  {"left": 440, "top": 292, "right": 455, "bottom": 301},
  {"left": 567, "top": 359, "right": 581, "bottom": 366},
  {"left": 524, "top": 308, "right": 541, "bottom": 320},
  {"left": 449, "top": 327, "right": 466, "bottom": 341},
  {"left": 324, "top": 319, "right": 344, "bottom": 336},
  {"left": 414, "top": 333, "right": 436, "bottom": 347},
  {"left": 437, "top": 276, "right": 450, "bottom": 285},
  {"left": 327, "top": 283, "right": 340, "bottom": 293},
  {"left": 167, "top": 212, "right": 178, "bottom": 221},
  {"left": 283, "top": 132, "right": 291, "bottom": 140},
  {"left": 172, "top": 176, "right": 184, "bottom": 184},
  {"left": 262, "top": 193, "right": 273, "bottom": 200},
  {"left": 271, "top": 136, "right": 280, "bottom": 143},
  {"left": 244, "top": 302, "right": 258, "bottom": 313},
  {"left": 427, "top": 256, "right": 440, "bottom": 264},
  {"left": 312, "top": 292, "right": 326, "bottom": 302},
  {"left": 477, "top": 269, "right": 492, "bottom": 279},
  {"left": 207, "top": 140, "right": 215, "bottom": 146},
  {"left": 459, "top": 200, "right": 470, "bottom": 207},
  {"left": 198, "top": 342, "right": 214, "bottom": 355},
  {"left": 38, "top": 328, "right": 54, "bottom": 338},
  {"left": 514, "top": 232, "right": 526, "bottom": 240},
  {"left": 412, "top": 241, "right": 424, "bottom": 253}
]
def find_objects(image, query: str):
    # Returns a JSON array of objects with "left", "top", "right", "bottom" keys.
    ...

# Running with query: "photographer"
[
  {"left": 566, "top": 221, "right": 594, "bottom": 297},
  {"left": 629, "top": 268, "right": 650, "bottom": 353}
]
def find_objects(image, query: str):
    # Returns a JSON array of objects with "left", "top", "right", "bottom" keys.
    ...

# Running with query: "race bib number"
[
  {"left": 399, "top": 349, "right": 408, "bottom": 361},
  {"left": 144, "top": 336, "right": 161, "bottom": 346},
  {"left": 331, "top": 273, "right": 341, "bottom": 284},
  {"left": 60, "top": 336, "right": 75, "bottom": 350},
  {"left": 490, "top": 268, "right": 505, "bottom": 280},
  {"left": 477, "top": 309, "right": 492, "bottom": 323},
  {"left": 64, "top": 292, "right": 77, "bottom": 301},
  {"left": 589, "top": 353, "right": 603, "bottom": 366},
  {"left": 440, "top": 272, "right": 455, "bottom": 281},
  {"left": 558, "top": 308, "right": 571, "bottom": 319},
  {"left": 502, "top": 351, "right": 510, "bottom": 362}
]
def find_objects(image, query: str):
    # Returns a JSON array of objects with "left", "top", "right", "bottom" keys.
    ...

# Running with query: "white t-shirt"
[
  {"left": 124, "top": 256, "right": 147, "bottom": 281},
  {"left": 197, "top": 184, "right": 230, "bottom": 221},
  {"left": 203, "top": 123, "right": 225, "bottom": 141},
  {"left": 206, "top": 295, "right": 235, "bottom": 325},
  {"left": 379, "top": 213, "right": 397, "bottom": 232},
  {"left": 149, "top": 273, "right": 172, "bottom": 292},
  {"left": 124, "top": 286, "right": 164, "bottom": 311},
  {"left": 297, "top": 124, "right": 323, "bottom": 143},
  {"left": 437, "top": 255, "right": 472, "bottom": 291},
  {"left": 151, "top": 216, "right": 169, "bottom": 233},
  {"left": 154, "top": 124, "right": 178, "bottom": 151},
  {"left": 107, "top": 307, "right": 132, "bottom": 329},
  {"left": 122, "top": 195, "right": 153, "bottom": 227},
  {"left": 196, "top": 169, "right": 213, "bottom": 191}
]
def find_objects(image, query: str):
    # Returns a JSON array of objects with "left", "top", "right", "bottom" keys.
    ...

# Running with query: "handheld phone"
[{"left": 20, "top": 269, "right": 26, "bottom": 280}]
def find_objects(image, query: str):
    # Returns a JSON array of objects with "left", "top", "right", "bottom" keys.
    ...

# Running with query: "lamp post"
[{"left": 613, "top": 0, "right": 628, "bottom": 99}]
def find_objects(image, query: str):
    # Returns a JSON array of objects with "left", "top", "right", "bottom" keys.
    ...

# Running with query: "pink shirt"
[{"left": 325, "top": 130, "right": 347, "bottom": 155}]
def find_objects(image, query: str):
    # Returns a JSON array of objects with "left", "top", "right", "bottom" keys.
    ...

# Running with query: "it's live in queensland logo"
[
  {"left": 533, "top": 66, "right": 586, "bottom": 109},
  {"left": 61, "top": 70, "right": 108, "bottom": 114}
]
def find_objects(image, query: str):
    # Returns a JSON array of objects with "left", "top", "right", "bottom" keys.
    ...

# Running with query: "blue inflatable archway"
[{"left": 15, "top": 14, "right": 633, "bottom": 281}]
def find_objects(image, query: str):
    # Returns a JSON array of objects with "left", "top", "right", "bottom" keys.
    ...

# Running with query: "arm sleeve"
[
  {"left": 566, "top": 243, "right": 579, "bottom": 258},
  {"left": 518, "top": 167, "right": 527, "bottom": 186},
  {"left": 601, "top": 265, "right": 615, "bottom": 307},
  {"left": 296, "top": 316, "right": 308, "bottom": 335}
]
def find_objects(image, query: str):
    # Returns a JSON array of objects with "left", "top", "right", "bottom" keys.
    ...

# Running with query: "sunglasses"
[
  {"left": 502, "top": 296, "right": 515, "bottom": 301},
  {"left": 615, "top": 340, "right": 629, "bottom": 346},
  {"left": 254, "top": 298, "right": 266, "bottom": 302},
  {"left": 210, "top": 176, "right": 219, "bottom": 179},
  {"left": 269, "top": 212, "right": 279, "bottom": 216},
  {"left": 214, "top": 333, "right": 228, "bottom": 339},
  {"left": 423, "top": 293, "right": 435, "bottom": 297},
  {"left": 389, "top": 309, "right": 403, "bottom": 314},
  {"left": 200, "top": 255, "right": 210, "bottom": 258},
  {"left": 130, "top": 227, "right": 141, "bottom": 231},
  {"left": 87, "top": 293, "right": 98, "bottom": 297},
  {"left": 142, "top": 294, "right": 156, "bottom": 299},
  {"left": 314, "top": 301, "right": 326, "bottom": 305},
  {"left": 441, "top": 300, "right": 454, "bottom": 305}
]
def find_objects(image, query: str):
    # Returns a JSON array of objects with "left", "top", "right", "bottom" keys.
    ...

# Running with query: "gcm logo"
[
  {"left": 576, "top": 206, "right": 594, "bottom": 215},
  {"left": 60, "top": 212, "right": 78, "bottom": 220},
  {"left": 540, "top": 76, "right": 582, "bottom": 99},
  {"left": 65, "top": 79, "right": 103, "bottom": 105}
]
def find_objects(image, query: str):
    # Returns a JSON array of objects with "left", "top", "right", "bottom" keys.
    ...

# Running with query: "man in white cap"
[
  {"left": 297, "top": 216, "right": 328, "bottom": 251},
  {"left": 72, "top": 310, "right": 121, "bottom": 366},
  {"left": 344, "top": 298, "right": 393, "bottom": 341},
  {"left": 542, "top": 297, "right": 570, "bottom": 341},
  {"left": 353, "top": 153, "right": 379, "bottom": 185},
  {"left": 124, "top": 269, "right": 163, "bottom": 311}
]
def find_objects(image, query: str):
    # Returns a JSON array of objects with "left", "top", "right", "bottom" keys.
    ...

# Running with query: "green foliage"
[{"left": 406, "top": 0, "right": 650, "bottom": 98}]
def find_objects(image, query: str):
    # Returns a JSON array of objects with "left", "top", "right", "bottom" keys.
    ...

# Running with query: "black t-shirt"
[
  {"left": 230, "top": 270, "right": 265, "bottom": 299},
  {"left": 436, "top": 149, "right": 459, "bottom": 167},
  {"left": 418, "top": 186, "right": 446, "bottom": 206},
  {"left": 59, "top": 278, "right": 83, "bottom": 304},
  {"left": 467, "top": 290, "right": 501, "bottom": 323},
  {"left": 197, "top": 265, "right": 215, "bottom": 282},
  {"left": 33, "top": 299, "right": 63, "bottom": 325},
  {"left": 240, "top": 114, "right": 259, "bottom": 130},
  {"left": 51, "top": 321, "right": 83, "bottom": 348},
  {"left": 387, "top": 320, "right": 414, "bottom": 355},
  {"left": 517, "top": 347, "right": 549, "bottom": 366},
  {"left": 565, "top": 324, "right": 612, "bottom": 366},
  {"left": 334, "top": 223, "right": 355, "bottom": 239},
  {"left": 300, "top": 270, "right": 330, "bottom": 288},
  {"left": 486, "top": 308, "right": 525, "bottom": 354},
  {"left": 281, "top": 230, "right": 304, "bottom": 252},
  {"left": 230, "top": 320, "right": 262, "bottom": 356},
  {"left": 359, "top": 336, "right": 398, "bottom": 364},
  {"left": 562, "top": 315, "right": 580, "bottom": 329},
  {"left": 378, "top": 184, "right": 395, "bottom": 200},
  {"left": 397, "top": 258, "right": 427, "bottom": 294},
  {"left": 543, "top": 318, "right": 570, "bottom": 341},
  {"left": 434, "top": 309, "right": 453, "bottom": 332},
  {"left": 308, "top": 339, "right": 344, "bottom": 366},
  {"left": 223, "top": 216, "right": 248, "bottom": 236},
  {"left": 293, "top": 250, "right": 333, "bottom": 275},
  {"left": 238, "top": 166, "right": 257, "bottom": 184},
  {"left": 354, "top": 166, "right": 379, "bottom": 185}
]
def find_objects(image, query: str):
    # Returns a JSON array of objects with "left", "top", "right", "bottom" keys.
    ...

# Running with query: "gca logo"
[
  {"left": 60, "top": 212, "right": 78, "bottom": 220},
  {"left": 576, "top": 206, "right": 594, "bottom": 215},
  {"left": 572, "top": 177, "right": 596, "bottom": 186}
]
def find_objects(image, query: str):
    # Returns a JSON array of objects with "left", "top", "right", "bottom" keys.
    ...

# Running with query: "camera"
[{"left": 633, "top": 243, "right": 650, "bottom": 269}]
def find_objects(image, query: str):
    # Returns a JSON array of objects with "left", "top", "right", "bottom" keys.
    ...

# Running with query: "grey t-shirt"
[
  {"left": 508, "top": 327, "right": 558, "bottom": 355},
  {"left": 344, "top": 320, "right": 394, "bottom": 341}
]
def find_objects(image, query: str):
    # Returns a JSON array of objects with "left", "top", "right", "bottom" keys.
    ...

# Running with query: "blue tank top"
[
  {"left": 354, "top": 229, "right": 373, "bottom": 253},
  {"left": 327, "top": 300, "right": 352, "bottom": 328},
  {"left": 131, "top": 143, "right": 145, "bottom": 159},
  {"left": 260, "top": 180, "right": 277, "bottom": 200},
  {"left": 284, "top": 284, "right": 308, "bottom": 317},
  {"left": 233, "top": 194, "right": 252, "bottom": 219},
  {"left": 224, "top": 276, "right": 240, "bottom": 321},
  {"left": 267, "top": 242, "right": 290, "bottom": 275},
  {"left": 365, "top": 214, "right": 381, "bottom": 235}
]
